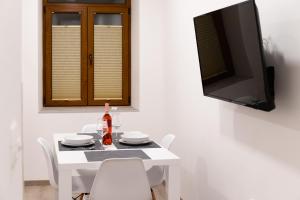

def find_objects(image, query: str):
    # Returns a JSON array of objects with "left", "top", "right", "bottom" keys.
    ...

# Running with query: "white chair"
[
  {"left": 88, "top": 158, "right": 154, "bottom": 200},
  {"left": 160, "top": 134, "right": 176, "bottom": 149},
  {"left": 147, "top": 134, "right": 175, "bottom": 187},
  {"left": 80, "top": 124, "right": 100, "bottom": 133},
  {"left": 37, "top": 138, "right": 95, "bottom": 199}
]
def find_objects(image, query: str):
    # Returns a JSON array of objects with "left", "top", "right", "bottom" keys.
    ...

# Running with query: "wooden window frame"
[
  {"left": 87, "top": 7, "right": 130, "bottom": 106},
  {"left": 43, "top": 0, "right": 131, "bottom": 107},
  {"left": 44, "top": 5, "right": 88, "bottom": 106}
]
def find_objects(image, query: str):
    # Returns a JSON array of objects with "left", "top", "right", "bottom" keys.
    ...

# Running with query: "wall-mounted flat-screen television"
[{"left": 194, "top": 0, "right": 275, "bottom": 111}]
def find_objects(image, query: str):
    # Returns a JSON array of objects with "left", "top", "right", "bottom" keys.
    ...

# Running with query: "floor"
[{"left": 24, "top": 184, "right": 167, "bottom": 200}]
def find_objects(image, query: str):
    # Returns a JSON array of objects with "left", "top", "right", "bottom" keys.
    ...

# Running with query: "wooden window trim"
[
  {"left": 87, "top": 7, "right": 130, "bottom": 106},
  {"left": 43, "top": 0, "right": 131, "bottom": 107},
  {"left": 43, "top": 0, "right": 130, "bottom": 8},
  {"left": 44, "top": 5, "right": 88, "bottom": 106}
]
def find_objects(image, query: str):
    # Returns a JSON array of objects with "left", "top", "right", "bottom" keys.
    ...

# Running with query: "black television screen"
[{"left": 194, "top": 0, "right": 275, "bottom": 111}]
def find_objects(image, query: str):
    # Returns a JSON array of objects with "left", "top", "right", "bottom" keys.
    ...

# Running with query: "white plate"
[
  {"left": 119, "top": 138, "right": 151, "bottom": 145},
  {"left": 63, "top": 135, "right": 94, "bottom": 145},
  {"left": 61, "top": 140, "right": 95, "bottom": 147},
  {"left": 121, "top": 131, "right": 149, "bottom": 143}
]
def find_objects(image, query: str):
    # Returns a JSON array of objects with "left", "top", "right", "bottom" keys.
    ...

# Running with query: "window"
[{"left": 43, "top": 0, "right": 131, "bottom": 106}]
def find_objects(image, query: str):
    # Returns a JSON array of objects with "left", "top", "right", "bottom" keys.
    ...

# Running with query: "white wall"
[
  {"left": 164, "top": 0, "right": 300, "bottom": 199},
  {"left": 23, "top": 0, "right": 300, "bottom": 199},
  {"left": 0, "top": 0, "right": 23, "bottom": 199},
  {"left": 22, "top": 0, "right": 167, "bottom": 180}
]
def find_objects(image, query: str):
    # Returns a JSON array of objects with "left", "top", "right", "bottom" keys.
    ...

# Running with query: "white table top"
[{"left": 53, "top": 133, "right": 180, "bottom": 170}]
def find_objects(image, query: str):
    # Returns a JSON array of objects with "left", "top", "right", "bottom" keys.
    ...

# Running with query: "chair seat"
[
  {"left": 72, "top": 173, "right": 95, "bottom": 193},
  {"left": 146, "top": 166, "right": 164, "bottom": 187},
  {"left": 75, "top": 169, "right": 97, "bottom": 177}
]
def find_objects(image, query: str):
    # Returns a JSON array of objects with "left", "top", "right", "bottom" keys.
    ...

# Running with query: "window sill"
[{"left": 39, "top": 106, "right": 139, "bottom": 114}]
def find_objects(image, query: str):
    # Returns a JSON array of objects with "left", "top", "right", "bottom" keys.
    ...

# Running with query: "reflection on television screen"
[{"left": 194, "top": 0, "right": 275, "bottom": 111}]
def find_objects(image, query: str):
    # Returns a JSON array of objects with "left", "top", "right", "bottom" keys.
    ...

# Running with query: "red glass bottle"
[{"left": 102, "top": 103, "right": 112, "bottom": 145}]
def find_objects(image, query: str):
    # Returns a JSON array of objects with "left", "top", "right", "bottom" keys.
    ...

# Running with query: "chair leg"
[
  {"left": 151, "top": 188, "right": 156, "bottom": 200},
  {"left": 72, "top": 193, "right": 84, "bottom": 200},
  {"left": 79, "top": 193, "right": 84, "bottom": 200}
]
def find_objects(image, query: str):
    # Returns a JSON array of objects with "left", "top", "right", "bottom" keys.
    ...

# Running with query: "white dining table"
[{"left": 53, "top": 133, "right": 180, "bottom": 200}]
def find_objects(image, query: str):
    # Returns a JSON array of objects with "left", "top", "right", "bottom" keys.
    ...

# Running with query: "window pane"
[
  {"left": 52, "top": 13, "right": 81, "bottom": 25},
  {"left": 94, "top": 14, "right": 122, "bottom": 25},
  {"left": 52, "top": 13, "right": 81, "bottom": 100},
  {"left": 94, "top": 14, "right": 122, "bottom": 100},
  {"left": 48, "top": 0, "right": 125, "bottom": 4}
]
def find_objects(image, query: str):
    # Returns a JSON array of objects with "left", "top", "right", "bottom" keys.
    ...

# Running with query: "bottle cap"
[{"left": 104, "top": 103, "right": 110, "bottom": 112}]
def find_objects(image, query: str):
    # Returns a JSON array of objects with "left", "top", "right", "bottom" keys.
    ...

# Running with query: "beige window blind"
[
  {"left": 94, "top": 25, "right": 122, "bottom": 100},
  {"left": 52, "top": 25, "right": 81, "bottom": 100}
]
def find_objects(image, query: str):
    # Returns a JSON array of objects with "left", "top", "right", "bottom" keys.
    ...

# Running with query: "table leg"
[
  {"left": 165, "top": 164, "right": 180, "bottom": 200},
  {"left": 58, "top": 169, "right": 72, "bottom": 200}
]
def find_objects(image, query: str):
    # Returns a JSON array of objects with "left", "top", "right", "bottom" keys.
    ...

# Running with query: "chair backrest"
[
  {"left": 89, "top": 158, "right": 152, "bottom": 200},
  {"left": 160, "top": 134, "right": 175, "bottom": 149},
  {"left": 37, "top": 138, "right": 58, "bottom": 188},
  {"left": 80, "top": 124, "right": 101, "bottom": 133}
]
